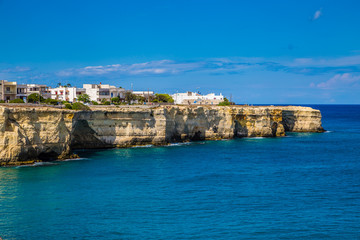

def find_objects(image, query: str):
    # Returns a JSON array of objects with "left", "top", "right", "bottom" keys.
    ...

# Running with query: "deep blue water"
[{"left": 0, "top": 105, "right": 360, "bottom": 239}]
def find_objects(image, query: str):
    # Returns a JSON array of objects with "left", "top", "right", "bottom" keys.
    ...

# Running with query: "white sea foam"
[
  {"left": 62, "top": 158, "right": 88, "bottom": 162},
  {"left": 132, "top": 145, "right": 154, "bottom": 148},
  {"left": 16, "top": 161, "right": 58, "bottom": 168},
  {"left": 164, "top": 142, "right": 190, "bottom": 147}
]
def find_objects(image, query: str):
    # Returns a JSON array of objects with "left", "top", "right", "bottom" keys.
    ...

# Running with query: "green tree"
[
  {"left": 136, "top": 96, "right": 146, "bottom": 103},
  {"left": 77, "top": 94, "right": 90, "bottom": 103},
  {"left": 9, "top": 98, "right": 25, "bottom": 103},
  {"left": 152, "top": 93, "right": 174, "bottom": 103},
  {"left": 27, "top": 93, "right": 44, "bottom": 103},
  {"left": 125, "top": 92, "right": 137, "bottom": 103},
  {"left": 111, "top": 97, "right": 120, "bottom": 103},
  {"left": 218, "top": 97, "right": 231, "bottom": 106}
]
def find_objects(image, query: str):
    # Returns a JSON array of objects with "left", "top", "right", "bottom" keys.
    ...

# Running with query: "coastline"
[{"left": 0, "top": 105, "right": 324, "bottom": 166}]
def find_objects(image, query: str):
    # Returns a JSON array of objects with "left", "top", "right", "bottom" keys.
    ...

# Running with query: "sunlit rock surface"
[{"left": 0, "top": 105, "right": 324, "bottom": 165}]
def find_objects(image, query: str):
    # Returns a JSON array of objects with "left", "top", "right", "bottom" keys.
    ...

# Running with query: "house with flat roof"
[
  {"left": 26, "top": 84, "right": 51, "bottom": 99},
  {"left": 51, "top": 86, "right": 86, "bottom": 102},
  {"left": 172, "top": 91, "right": 224, "bottom": 105},
  {"left": 83, "top": 83, "right": 126, "bottom": 102},
  {"left": 0, "top": 80, "right": 17, "bottom": 101},
  {"left": 15, "top": 84, "right": 51, "bottom": 102}
]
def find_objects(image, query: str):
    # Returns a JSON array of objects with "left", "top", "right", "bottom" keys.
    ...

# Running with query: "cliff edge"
[{"left": 0, "top": 105, "right": 324, "bottom": 166}]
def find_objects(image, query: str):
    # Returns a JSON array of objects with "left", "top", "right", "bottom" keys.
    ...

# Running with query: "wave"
[
  {"left": 165, "top": 142, "right": 192, "bottom": 147},
  {"left": 15, "top": 161, "right": 58, "bottom": 168},
  {"left": 131, "top": 144, "right": 154, "bottom": 148},
  {"left": 62, "top": 158, "right": 88, "bottom": 162}
]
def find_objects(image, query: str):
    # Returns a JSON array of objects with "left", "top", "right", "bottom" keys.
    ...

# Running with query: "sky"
[{"left": 0, "top": 0, "right": 360, "bottom": 104}]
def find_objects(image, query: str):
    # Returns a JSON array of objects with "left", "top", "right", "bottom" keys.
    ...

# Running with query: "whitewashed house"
[
  {"left": 83, "top": 83, "right": 126, "bottom": 102},
  {"left": 51, "top": 86, "right": 86, "bottom": 102},
  {"left": 172, "top": 92, "right": 224, "bottom": 105}
]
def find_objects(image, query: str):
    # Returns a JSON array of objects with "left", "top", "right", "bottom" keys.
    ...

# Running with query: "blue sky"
[{"left": 0, "top": 0, "right": 359, "bottom": 104}]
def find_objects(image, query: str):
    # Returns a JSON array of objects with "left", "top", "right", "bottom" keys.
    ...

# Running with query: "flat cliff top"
[{"left": 0, "top": 104, "right": 320, "bottom": 112}]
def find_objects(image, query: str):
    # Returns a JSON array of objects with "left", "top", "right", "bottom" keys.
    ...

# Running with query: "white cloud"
[
  {"left": 0, "top": 66, "right": 31, "bottom": 73},
  {"left": 313, "top": 9, "right": 322, "bottom": 20},
  {"left": 289, "top": 55, "right": 360, "bottom": 67},
  {"left": 56, "top": 59, "right": 254, "bottom": 77},
  {"left": 311, "top": 73, "right": 360, "bottom": 89},
  {"left": 53, "top": 55, "right": 360, "bottom": 80}
]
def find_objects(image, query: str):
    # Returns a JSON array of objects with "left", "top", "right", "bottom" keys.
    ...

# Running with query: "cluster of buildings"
[
  {"left": 0, "top": 80, "right": 52, "bottom": 102},
  {"left": 0, "top": 80, "right": 225, "bottom": 105},
  {"left": 0, "top": 80, "right": 154, "bottom": 103}
]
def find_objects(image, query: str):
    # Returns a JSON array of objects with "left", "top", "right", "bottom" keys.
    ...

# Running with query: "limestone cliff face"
[
  {"left": 281, "top": 106, "right": 324, "bottom": 132},
  {"left": 0, "top": 107, "right": 74, "bottom": 165},
  {"left": 0, "top": 105, "right": 324, "bottom": 165}
]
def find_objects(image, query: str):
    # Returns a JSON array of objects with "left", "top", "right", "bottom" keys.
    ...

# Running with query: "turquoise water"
[{"left": 0, "top": 105, "right": 360, "bottom": 239}]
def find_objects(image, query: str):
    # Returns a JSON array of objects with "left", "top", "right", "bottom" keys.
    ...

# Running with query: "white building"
[
  {"left": 0, "top": 80, "right": 17, "bottom": 101},
  {"left": 172, "top": 92, "right": 224, "bottom": 105},
  {"left": 26, "top": 84, "right": 51, "bottom": 99},
  {"left": 83, "top": 83, "right": 126, "bottom": 102},
  {"left": 132, "top": 90, "right": 154, "bottom": 98},
  {"left": 14, "top": 83, "right": 51, "bottom": 102},
  {"left": 51, "top": 87, "right": 86, "bottom": 102}
]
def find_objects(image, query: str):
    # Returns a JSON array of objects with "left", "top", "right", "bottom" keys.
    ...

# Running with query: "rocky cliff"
[{"left": 0, "top": 105, "right": 324, "bottom": 166}]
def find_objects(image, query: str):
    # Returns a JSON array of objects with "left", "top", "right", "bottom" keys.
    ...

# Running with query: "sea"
[{"left": 0, "top": 105, "right": 359, "bottom": 239}]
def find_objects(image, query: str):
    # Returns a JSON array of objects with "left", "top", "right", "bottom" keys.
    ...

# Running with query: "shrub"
[
  {"left": 28, "top": 93, "right": 44, "bottom": 103},
  {"left": 9, "top": 98, "right": 25, "bottom": 103},
  {"left": 45, "top": 98, "right": 59, "bottom": 105},
  {"left": 0, "top": 100, "right": 5, "bottom": 103},
  {"left": 72, "top": 102, "right": 90, "bottom": 111},
  {"left": 102, "top": 101, "right": 110, "bottom": 105},
  {"left": 91, "top": 101, "right": 98, "bottom": 105},
  {"left": 64, "top": 103, "right": 72, "bottom": 109},
  {"left": 111, "top": 97, "right": 120, "bottom": 103},
  {"left": 62, "top": 101, "right": 69, "bottom": 104}
]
